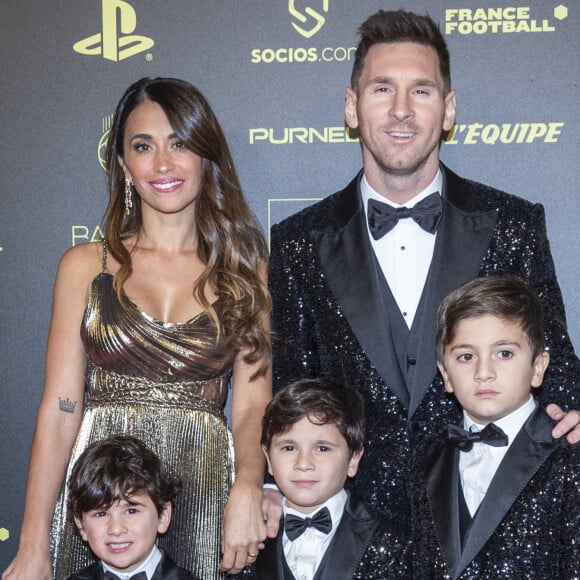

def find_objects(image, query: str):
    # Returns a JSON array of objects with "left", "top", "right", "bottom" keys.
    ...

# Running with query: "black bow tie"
[
  {"left": 447, "top": 423, "right": 509, "bottom": 452},
  {"left": 367, "top": 191, "right": 442, "bottom": 239},
  {"left": 284, "top": 506, "right": 333, "bottom": 541},
  {"left": 104, "top": 571, "right": 147, "bottom": 580}
]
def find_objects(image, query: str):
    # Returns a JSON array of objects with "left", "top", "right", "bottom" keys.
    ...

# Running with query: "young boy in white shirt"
[
  {"left": 66, "top": 435, "right": 197, "bottom": 580},
  {"left": 255, "top": 378, "right": 410, "bottom": 579}
]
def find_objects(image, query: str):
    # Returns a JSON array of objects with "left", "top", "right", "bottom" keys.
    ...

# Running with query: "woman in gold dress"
[{"left": 3, "top": 77, "right": 271, "bottom": 580}]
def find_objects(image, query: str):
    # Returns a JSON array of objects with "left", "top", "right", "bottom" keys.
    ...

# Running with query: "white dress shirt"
[
  {"left": 360, "top": 171, "right": 443, "bottom": 329},
  {"left": 459, "top": 396, "right": 537, "bottom": 516},
  {"left": 282, "top": 489, "right": 347, "bottom": 580},
  {"left": 102, "top": 544, "right": 162, "bottom": 579}
]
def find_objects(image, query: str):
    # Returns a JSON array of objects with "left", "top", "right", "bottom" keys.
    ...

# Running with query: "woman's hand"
[
  {"left": 2, "top": 546, "right": 52, "bottom": 580},
  {"left": 219, "top": 478, "right": 267, "bottom": 574}
]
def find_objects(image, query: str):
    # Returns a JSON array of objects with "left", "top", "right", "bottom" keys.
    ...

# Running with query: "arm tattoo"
[{"left": 58, "top": 396, "right": 77, "bottom": 414}]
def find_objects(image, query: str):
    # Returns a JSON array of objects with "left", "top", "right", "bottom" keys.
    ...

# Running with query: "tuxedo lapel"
[
  {"left": 68, "top": 562, "right": 105, "bottom": 579},
  {"left": 314, "top": 494, "right": 379, "bottom": 579},
  {"left": 424, "top": 438, "right": 463, "bottom": 576},
  {"left": 156, "top": 550, "right": 199, "bottom": 579},
  {"left": 408, "top": 166, "right": 497, "bottom": 416},
  {"left": 453, "top": 406, "right": 556, "bottom": 578},
  {"left": 311, "top": 173, "right": 409, "bottom": 406}
]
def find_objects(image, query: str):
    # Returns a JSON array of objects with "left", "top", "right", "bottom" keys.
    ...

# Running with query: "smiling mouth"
[
  {"left": 386, "top": 131, "right": 416, "bottom": 141},
  {"left": 107, "top": 542, "right": 131, "bottom": 552},
  {"left": 151, "top": 180, "right": 184, "bottom": 191}
]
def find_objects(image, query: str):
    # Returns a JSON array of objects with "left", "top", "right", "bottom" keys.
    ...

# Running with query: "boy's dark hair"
[
  {"left": 351, "top": 10, "right": 451, "bottom": 94},
  {"left": 436, "top": 275, "right": 546, "bottom": 364},
  {"left": 261, "top": 378, "right": 365, "bottom": 456},
  {"left": 68, "top": 435, "right": 182, "bottom": 520}
]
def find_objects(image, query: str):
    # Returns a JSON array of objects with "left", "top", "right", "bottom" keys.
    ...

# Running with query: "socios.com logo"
[
  {"left": 252, "top": 1, "right": 353, "bottom": 64},
  {"left": 289, "top": 0, "right": 328, "bottom": 38},
  {"left": 73, "top": 0, "right": 154, "bottom": 61}
]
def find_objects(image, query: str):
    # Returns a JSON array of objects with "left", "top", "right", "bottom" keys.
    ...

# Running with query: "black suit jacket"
[
  {"left": 269, "top": 164, "right": 579, "bottom": 511},
  {"left": 253, "top": 492, "right": 410, "bottom": 579},
  {"left": 66, "top": 549, "right": 198, "bottom": 580},
  {"left": 410, "top": 405, "right": 579, "bottom": 579}
]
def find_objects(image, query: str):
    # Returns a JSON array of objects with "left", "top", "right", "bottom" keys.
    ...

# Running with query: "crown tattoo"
[{"left": 59, "top": 397, "right": 77, "bottom": 414}]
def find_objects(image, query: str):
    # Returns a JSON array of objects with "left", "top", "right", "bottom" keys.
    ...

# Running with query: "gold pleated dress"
[{"left": 50, "top": 271, "right": 236, "bottom": 580}]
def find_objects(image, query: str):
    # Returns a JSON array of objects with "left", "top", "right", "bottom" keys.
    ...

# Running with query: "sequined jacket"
[
  {"left": 269, "top": 164, "right": 579, "bottom": 514},
  {"left": 409, "top": 405, "right": 579, "bottom": 578},
  {"left": 253, "top": 492, "right": 411, "bottom": 579}
]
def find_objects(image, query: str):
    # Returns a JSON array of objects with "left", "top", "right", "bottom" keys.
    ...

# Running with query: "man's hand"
[
  {"left": 262, "top": 487, "right": 283, "bottom": 538},
  {"left": 546, "top": 404, "right": 580, "bottom": 444}
]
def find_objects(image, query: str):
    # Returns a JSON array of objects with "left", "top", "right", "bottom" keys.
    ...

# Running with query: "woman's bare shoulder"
[{"left": 57, "top": 241, "right": 104, "bottom": 285}]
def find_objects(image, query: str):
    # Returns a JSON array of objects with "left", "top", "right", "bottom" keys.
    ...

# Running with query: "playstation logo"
[
  {"left": 73, "top": 0, "right": 154, "bottom": 62},
  {"left": 289, "top": 0, "right": 329, "bottom": 38}
]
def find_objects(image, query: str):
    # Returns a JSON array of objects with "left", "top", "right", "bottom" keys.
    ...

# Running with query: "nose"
[
  {"left": 474, "top": 357, "right": 496, "bottom": 382},
  {"left": 107, "top": 514, "right": 128, "bottom": 536},
  {"left": 154, "top": 147, "right": 175, "bottom": 173},
  {"left": 294, "top": 450, "right": 314, "bottom": 471},
  {"left": 389, "top": 90, "right": 413, "bottom": 122}
]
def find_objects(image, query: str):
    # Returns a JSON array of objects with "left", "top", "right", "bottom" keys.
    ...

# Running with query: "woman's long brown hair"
[{"left": 103, "top": 77, "right": 270, "bottom": 377}]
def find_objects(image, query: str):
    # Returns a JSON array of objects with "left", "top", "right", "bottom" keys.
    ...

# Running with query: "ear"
[
  {"left": 437, "top": 360, "right": 454, "bottom": 394},
  {"left": 74, "top": 515, "right": 89, "bottom": 542},
  {"left": 347, "top": 448, "right": 364, "bottom": 478},
  {"left": 442, "top": 89, "right": 457, "bottom": 132},
  {"left": 262, "top": 445, "right": 274, "bottom": 477},
  {"left": 157, "top": 502, "right": 172, "bottom": 534},
  {"left": 530, "top": 351, "right": 550, "bottom": 388},
  {"left": 344, "top": 87, "right": 359, "bottom": 130}
]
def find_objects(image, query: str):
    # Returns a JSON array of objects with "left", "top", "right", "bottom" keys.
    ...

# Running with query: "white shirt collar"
[
  {"left": 360, "top": 169, "right": 443, "bottom": 210},
  {"left": 463, "top": 394, "right": 537, "bottom": 445},
  {"left": 102, "top": 544, "right": 162, "bottom": 579}
]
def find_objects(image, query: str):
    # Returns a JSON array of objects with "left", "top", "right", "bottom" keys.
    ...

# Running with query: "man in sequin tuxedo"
[
  {"left": 267, "top": 9, "right": 580, "bottom": 520},
  {"left": 409, "top": 277, "right": 579, "bottom": 578}
]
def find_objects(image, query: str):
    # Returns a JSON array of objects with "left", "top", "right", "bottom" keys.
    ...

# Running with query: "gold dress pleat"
[{"left": 50, "top": 272, "right": 235, "bottom": 580}]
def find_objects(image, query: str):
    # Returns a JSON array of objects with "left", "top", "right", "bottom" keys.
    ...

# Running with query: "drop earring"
[{"left": 124, "top": 178, "right": 133, "bottom": 216}]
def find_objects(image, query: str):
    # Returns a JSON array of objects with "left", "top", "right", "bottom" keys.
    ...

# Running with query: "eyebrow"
[
  {"left": 449, "top": 339, "right": 523, "bottom": 351},
  {"left": 367, "top": 75, "right": 439, "bottom": 87},
  {"left": 274, "top": 438, "right": 337, "bottom": 446},
  {"left": 129, "top": 132, "right": 180, "bottom": 141}
]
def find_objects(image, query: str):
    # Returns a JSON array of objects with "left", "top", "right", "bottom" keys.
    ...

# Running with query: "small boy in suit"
[
  {"left": 255, "top": 378, "right": 410, "bottom": 579},
  {"left": 410, "top": 275, "right": 579, "bottom": 578},
  {"left": 66, "top": 435, "right": 197, "bottom": 580}
]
